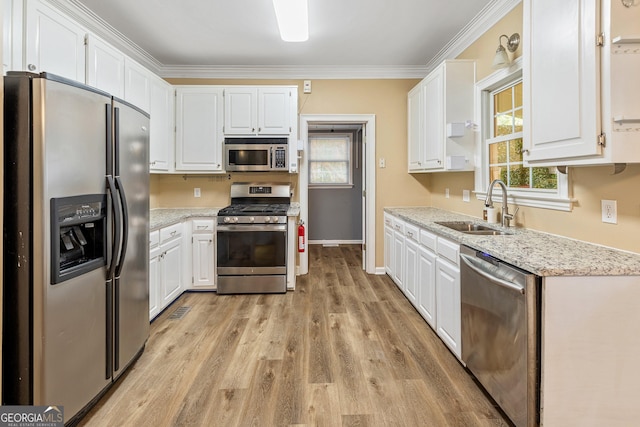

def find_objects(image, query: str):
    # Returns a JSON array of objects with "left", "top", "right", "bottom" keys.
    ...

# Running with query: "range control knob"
[
  {"left": 271, "top": 216, "right": 279, "bottom": 223},
  {"left": 249, "top": 217, "right": 255, "bottom": 223},
  {"left": 223, "top": 217, "right": 231, "bottom": 223},
  {"left": 233, "top": 217, "right": 239, "bottom": 223},
  {"left": 265, "top": 216, "right": 272, "bottom": 223}
]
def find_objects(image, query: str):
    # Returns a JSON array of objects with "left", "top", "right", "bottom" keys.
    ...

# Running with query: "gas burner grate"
[{"left": 168, "top": 306, "right": 191, "bottom": 320}]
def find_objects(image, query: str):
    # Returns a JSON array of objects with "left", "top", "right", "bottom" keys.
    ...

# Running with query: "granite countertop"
[
  {"left": 151, "top": 204, "right": 301, "bottom": 230},
  {"left": 385, "top": 207, "right": 640, "bottom": 277},
  {"left": 150, "top": 208, "right": 220, "bottom": 230}
]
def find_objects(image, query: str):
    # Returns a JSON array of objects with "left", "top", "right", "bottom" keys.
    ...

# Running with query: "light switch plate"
[
  {"left": 445, "top": 188, "right": 450, "bottom": 199},
  {"left": 602, "top": 200, "right": 617, "bottom": 224},
  {"left": 194, "top": 187, "right": 201, "bottom": 198},
  {"left": 303, "top": 80, "right": 312, "bottom": 93},
  {"left": 463, "top": 190, "right": 470, "bottom": 202}
]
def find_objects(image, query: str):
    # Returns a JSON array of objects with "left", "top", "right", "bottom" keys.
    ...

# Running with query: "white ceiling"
[{"left": 72, "top": 0, "right": 500, "bottom": 76}]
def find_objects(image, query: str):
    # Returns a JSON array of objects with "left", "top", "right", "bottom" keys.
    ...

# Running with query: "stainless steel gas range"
[{"left": 216, "top": 183, "right": 291, "bottom": 294}]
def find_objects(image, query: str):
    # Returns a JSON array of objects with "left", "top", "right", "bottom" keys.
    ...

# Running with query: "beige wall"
[
  {"left": 430, "top": 3, "right": 640, "bottom": 254},
  {"left": 154, "top": 78, "right": 430, "bottom": 266}
]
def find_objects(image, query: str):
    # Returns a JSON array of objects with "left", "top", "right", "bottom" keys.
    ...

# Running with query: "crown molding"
[
  {"left": 159, "top": 65, "right": 429, "bottom": 80},
  {"left": 425, "top": 0, "right": 522, "bottom": 73},
  {"left": 54, "top": 0, "right": 520, "bottom": 80},
  {"left": 56, "top": 0, "right": 163, "bottom": 73}
]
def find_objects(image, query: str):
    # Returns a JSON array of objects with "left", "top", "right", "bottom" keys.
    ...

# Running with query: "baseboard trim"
[{"left": 309, "top": 240, "right": 363, "bottom": 246}]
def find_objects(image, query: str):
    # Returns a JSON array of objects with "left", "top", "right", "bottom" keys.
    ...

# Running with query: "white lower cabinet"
[
  {"left": 149, "top": 223, "right": 184, "bottom": 320},
  {"left": 190, "top": 219, "right": 215, "bottom": 289},
  {"left": 384, "top": 212, "right": 462, "bottom": 359}
]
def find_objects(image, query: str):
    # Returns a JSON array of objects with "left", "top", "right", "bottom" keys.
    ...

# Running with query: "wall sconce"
[{"left": 492, "top": 33, "right": 520, "bottom": 69}]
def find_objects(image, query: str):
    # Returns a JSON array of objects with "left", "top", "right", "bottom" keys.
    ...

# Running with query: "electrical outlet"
[
  {"left": 462, "top": 190, "right": 470, "bottom": 202},
  {"left": 601, "top": 200, "right": 617, "bottom": 224},
  {"left": 445, "top": 188, "right": 450, "bottom": 198},
  {"left": 379, "top": 158, "right": 386, "bottom": 168},
  {"left": 194, "top": 187, "right": 201, "bottom": 198}
]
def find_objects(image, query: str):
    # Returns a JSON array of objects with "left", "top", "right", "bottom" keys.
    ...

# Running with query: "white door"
[
  {"left": 224, "top": 87, "right": 256, "bottom": 134},
  {"left": 523, "top": 0, "right": 601, "bottom": 162},
  {"left": 404, "top": 238, "right": 419, "bottom": 305},
  {"left": 258, "top": 87, "right": 290, "bottom": 134},
  {"left": 436, "top": 257, "right": 461, "bottom": 358},
  {"left": 423, "top": 66, "right": 445, "bottom": 169},
  {"left": 149, "top": 247, "right": 161, "bottom": 320},
  {"left": 192, "top": 233, "right": 215, "bottom": 287},
  {"left": 175, "top": 87, "right": 224, "bottom": 171},
  {"left": 407, "top": 84, "right": 424, "bottom": 170},
  {"left": 124, "top": 58, "right": 150, "bottom": 112},
  {"left": 149, "top": 76, "right": 174, "bottom": 172},
  {"left": 25, "top": 0, "right": 86, "bottom": 82},
  {"left": 392, "top": 228, "right": 404, "bottom": 288},
  {"left": 417, "top": 245, "right": 437, "bottom": 328},
  {"left": 86, "top": 34, "right": 125, "bottom": 98},
  {"left": 384, "top": 223, "right": 394, "bottom": 276},
  {"left": 161, "top": 241, "right": 183, "bottom": 306}
]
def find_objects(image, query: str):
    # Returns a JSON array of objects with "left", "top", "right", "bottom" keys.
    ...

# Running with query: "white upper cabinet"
[
  {"left": 175, "top": 86, "right": 224, "bottom": 172},
  {"left": 124, "top": 57, "right": 150, "bottom": 112},
  {"left": 25, "top": 0, "right": 86, "bottom": 82},
  {"left": 407, "top": 60, "right": 475, "bottom": 172},
  {"left": 86, "top": 34, "right": 125, "bottom": 98},
  {"left": 3, "top": 0, "right": 24, "bottom": 72},
  {"left": 224, "top": 86, "right": 294, "bottom": 135},
  {"left": 149, "top": 75, "right": 175, "bottom": 172},
  {"left": 523, "top": 0, "right": 640, "bottom": 166}
]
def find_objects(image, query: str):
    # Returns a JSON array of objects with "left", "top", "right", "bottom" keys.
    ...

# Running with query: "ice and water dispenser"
[{"left": 50, "top": 194, "right": 107, "bottom": 284}]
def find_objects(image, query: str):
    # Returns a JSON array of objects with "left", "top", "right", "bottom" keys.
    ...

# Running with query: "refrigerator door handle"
[
  {"left": 114, "top": 177, "right": 129, "bottom": 276},
  {"left": 106, "top": 176, "right": 121, "bottom": 278}
]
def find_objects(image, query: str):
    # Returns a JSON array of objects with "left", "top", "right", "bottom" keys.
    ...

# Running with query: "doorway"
[
  {"left": 299, "top": 114, "right": 376, "bottom": 275},
  {"left": 307, "top": 124, "right": 363, "bottom": 245}
]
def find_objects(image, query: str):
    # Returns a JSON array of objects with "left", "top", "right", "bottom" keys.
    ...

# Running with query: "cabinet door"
[
  {"left": 423, "top": 67, "right": 445, "bottom": 169},
  {"left": 407, "top": 84, "right": 424, "bottom": 171},
  {"left": 3, "top": 0, "right": 24, "bottom": 72},
  {"left": 523, "top": 0, "right": 601, "bottom": 162},
  {"left": 384, "top": 225, "right": 394, "bottom": 276},
  {"left": 124, "top": 57, "right": 150, "bottom": 112},
  {"left": 258, "top": 87, "right": 291, "bottom": 134},
  {"left": 25, "top": 0, "right": 86, "bottom": 82},
  {"left": 192, "top": 233, "right": 215, "bottom": 288},
  {"left": 86, "top": 34, "right": 125, "bottom": 98},
  {"left": 436, "top": 257, "right": 461, "bottom": 358},
  {"left": 149, "top": 246, "right": 161, "bottom": 320},
  {"left": 149, "top": 76, "right": 174, "bottom": 172},
  {"left": 392, "top": 229, "right": 404, "bottom": 288},
  {"left": 175, "top": 87, "right": 224, "bottom": 171},
  {"left": 417, "top": 245, "right": 437, "bottom": 328},
  {"left": 224, "top": 87, "right": 257, "bottom": 134},
  {"left": 404, "top": 238, "right": 419, "bottom": 305},
  {"left": 161, "top": 240, "right": 183, "bottom": 306}
]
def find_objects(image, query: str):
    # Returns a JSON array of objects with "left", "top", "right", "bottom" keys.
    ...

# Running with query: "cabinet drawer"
[
  {"left": 392, "top": 217, "right": 405, "bottom": 234},
  {"left": 384, "top": 212, "right": 393, "bottom": 227},
  {"left": 437, "top": 237, "right": 459, "bottom": 265},
  {"left": 404, "top": 222, "right": 419, "bottom": 242},
  {"left": 160, "top": 223, "right": 183, "bottom": 244},
  {"left": 192, "top": 219, "right": 214, "bottom": 233},
  {"left": 149, "top": 230, "right": 160, "bottom": 248},
  {"left": 420, "top": 228, "right": 437, "bottom": 251}
]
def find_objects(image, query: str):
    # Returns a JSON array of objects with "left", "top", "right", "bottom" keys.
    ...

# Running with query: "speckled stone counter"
[
  {"left": 385, "top": 207, "right": 640, "bottom": 277},
  {"left": 150, "top": 208, "right": 220, "bottom": 230}
]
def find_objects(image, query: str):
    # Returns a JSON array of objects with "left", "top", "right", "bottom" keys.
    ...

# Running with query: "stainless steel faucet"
[{"left": 484, "top": 179, "right": 515, "bottom": 227}]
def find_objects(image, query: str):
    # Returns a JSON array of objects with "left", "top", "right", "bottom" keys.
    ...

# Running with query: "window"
[
  {"left": 487, "top": 81, "right": 558, "bottom": 191},
  {"left": 308, "top": 133, "right": 352, "bottom": 187},
  {"left": 475, "top": 58, "right": 572, "bottom": 211}
]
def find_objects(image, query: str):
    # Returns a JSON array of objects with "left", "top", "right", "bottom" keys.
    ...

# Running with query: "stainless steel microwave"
[{"left": 224, "top": 138, "right": 289, "bottom": 172}]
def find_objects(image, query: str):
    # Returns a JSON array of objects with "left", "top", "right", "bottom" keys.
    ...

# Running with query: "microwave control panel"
[{"left": 274, "top": 147, "right": 287, "bottom": 169}]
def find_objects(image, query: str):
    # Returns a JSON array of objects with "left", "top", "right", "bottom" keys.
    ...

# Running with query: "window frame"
[
  {"left": 308, "top": 132, "right": 354, "bottom": 189},
  {"left": 474, "top": 57, "right": 573, "bottom": 211}
]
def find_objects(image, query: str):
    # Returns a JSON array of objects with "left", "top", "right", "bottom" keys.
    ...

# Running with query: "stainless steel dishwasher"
[{"left": 459, "top": 245, "right": 540, "bottom": 427}]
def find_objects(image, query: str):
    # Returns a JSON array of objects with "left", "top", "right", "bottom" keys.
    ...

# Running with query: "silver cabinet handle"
[
  {"left": 28, "top": 64, "right": 36, "bottom": 71},
  {"left": 407, "top": 231, "right": 414, "bottom": 237},
  {"left": 170, "top": 230, "right": 177, "bottom": 236}
]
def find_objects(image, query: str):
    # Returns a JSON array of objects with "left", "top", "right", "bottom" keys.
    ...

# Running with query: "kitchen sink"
[{"left": 435, "top": 221, "right": 513, "bottom": 236}]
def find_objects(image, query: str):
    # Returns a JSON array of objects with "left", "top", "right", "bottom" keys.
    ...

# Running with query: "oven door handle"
[
  {"left": 460, "top": 253, "right": 525, "bottom": 294},
  {"left": 217, "top": 224, "right": 287, "bottom": 232}
]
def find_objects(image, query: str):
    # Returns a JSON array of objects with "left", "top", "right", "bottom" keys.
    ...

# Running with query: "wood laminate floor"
[{"left": 80, "top": 244, "right": 509, "bottom": 427}]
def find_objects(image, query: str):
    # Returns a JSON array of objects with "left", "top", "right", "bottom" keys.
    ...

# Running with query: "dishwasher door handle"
[{"left": 460, "top": 253, "right": 525, "bottom": 294}]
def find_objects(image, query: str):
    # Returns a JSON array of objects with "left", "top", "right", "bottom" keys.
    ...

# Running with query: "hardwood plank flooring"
[{"left": 79, "top": 245, "right": 510, "bottom": 427}]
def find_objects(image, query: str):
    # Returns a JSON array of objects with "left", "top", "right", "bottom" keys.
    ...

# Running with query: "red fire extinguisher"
[{"left": 298, "top": 220, "right": 306, "bottom": 253}]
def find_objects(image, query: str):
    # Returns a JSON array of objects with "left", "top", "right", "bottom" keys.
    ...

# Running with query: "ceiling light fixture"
[
  {"left": 272, "top": 0, "right": 309, "bottom": 42},
  {"left": 492, "top": 33, "right": 520, "bottom": 69}
]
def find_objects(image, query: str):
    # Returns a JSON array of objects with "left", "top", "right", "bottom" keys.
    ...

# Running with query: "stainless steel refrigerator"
[{"left": 2, "top": 72, "right": 150, "bottom": 424}]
